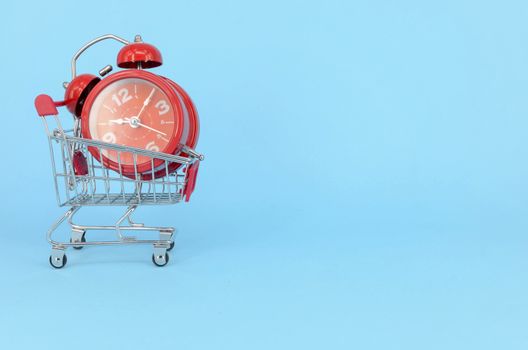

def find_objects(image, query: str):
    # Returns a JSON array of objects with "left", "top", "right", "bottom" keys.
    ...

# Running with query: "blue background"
[{"left": 1, "top": 0, "right": 527, "bottom": 348}]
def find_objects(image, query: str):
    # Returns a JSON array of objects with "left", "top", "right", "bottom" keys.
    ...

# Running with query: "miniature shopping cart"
[{"left": 35, "top": 95, "right": 203, "bottom": 268}]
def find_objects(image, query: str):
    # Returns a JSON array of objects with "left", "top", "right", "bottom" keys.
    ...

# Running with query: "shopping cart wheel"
[
  {"left": 167, "top": 241, "right": 175, "bottom": 252},
  {"left": 70, "top": 229, "right": 86, "bottom": 250},
  {"left": 49, "top": 254, "right": 67, "bottom": 269},
  {"left": 71, "top": 234, "right": 86, "bottom": 250},
  {"left": 152, "top": 252, "right": 169, "bottom": 267}
]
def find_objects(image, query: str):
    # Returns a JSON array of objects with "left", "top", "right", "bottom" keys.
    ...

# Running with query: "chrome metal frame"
[
  {"left": 42, "top": 111, "right": 202, "bottom": 268},
  {"left": 71, "top": 34, "right": 130, "bottom": 79}
]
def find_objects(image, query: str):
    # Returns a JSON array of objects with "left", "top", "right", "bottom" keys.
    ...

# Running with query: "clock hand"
[
  {"left": 135, "top": 121, "right": 168, "bottom": 136},
  {"left": 123, "top": 117, "right": 167, "bottom": 136},
  {"left": 136, "top": 88, "right": 156, "bottom": 119},
  {"left": 108, "top": 118, "right": 127, "bottom": 125}
]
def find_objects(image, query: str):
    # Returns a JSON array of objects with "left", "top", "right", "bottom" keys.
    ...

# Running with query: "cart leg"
[
  {"left": 127, "top": 214, "right": 144, "bottom": 227},
  {"left": 115, "top": 205, "right": 138, "bottom": 241},
  {"left": 49, "top": 246, "right": 67, "bottom": 269},
  {"left": 47, "top": 207, "right": 79, "bottom": 269}
]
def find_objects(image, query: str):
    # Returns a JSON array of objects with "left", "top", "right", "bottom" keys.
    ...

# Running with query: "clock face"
[{"left": 86, "top": 77, "right": 180, "bottom": 169}]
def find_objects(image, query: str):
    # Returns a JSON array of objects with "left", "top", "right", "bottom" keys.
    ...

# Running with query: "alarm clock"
[{"left": 64, "top": 35, "right": 199, "bottom": 179}]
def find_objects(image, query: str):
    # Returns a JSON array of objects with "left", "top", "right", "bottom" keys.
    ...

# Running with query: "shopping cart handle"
[{"left": 35, "top": 94, "right": 68, "bottom": 117}]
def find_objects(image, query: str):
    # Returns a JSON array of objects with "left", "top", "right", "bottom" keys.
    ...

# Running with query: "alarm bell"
[
  {"left": 64, "top": 73, "right": 100, "bottom": 116},
  {"left": 116, "top": 35, "right": 163, "bottom": 69}
]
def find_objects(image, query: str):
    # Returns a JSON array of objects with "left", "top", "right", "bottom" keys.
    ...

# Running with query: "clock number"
[
  {"left": 102, "top": 132, "right": 116, "bottom": 144},
  {"left": 146, "top": 141, "right": 160, "bottom": 152},
  {"left": 155, "top": 100, "right": 170, "bottom": 115},
  {"left": 111, "top": 88, "right": 132, "bottom": 106}
]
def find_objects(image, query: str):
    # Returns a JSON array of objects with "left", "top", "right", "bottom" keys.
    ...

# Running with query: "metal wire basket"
[{"left": 35, "top": 94, "right": 203, "bottom": 268}]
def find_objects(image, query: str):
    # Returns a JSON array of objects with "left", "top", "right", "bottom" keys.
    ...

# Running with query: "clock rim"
[
  {"left": 81, "top": 70, "right": 184, "bottom": 176},
  {"left": 139, "top": 78, "right": 200, "bottom": 180}
]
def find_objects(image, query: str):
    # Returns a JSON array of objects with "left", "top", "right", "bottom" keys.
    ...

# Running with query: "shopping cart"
[{"left": 35, "top": 94, "right": 203, "bottom": 268}]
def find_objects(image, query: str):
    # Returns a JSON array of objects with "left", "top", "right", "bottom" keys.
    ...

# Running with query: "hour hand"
[{"left": 108, "top": 118, "right": 127, "bottom": 125}]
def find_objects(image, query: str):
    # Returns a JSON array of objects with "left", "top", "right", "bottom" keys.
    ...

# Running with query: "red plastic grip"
[
  {"left": 184, "top": 162, "right": 200, "bottom": 202},
  {"left": 35, "top": 94, "right": 59, "bottom": 117}
]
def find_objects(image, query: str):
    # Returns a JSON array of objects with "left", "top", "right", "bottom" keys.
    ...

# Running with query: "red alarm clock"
[{"left": 65, "top": 35, "right": 199, "bottom": 178}]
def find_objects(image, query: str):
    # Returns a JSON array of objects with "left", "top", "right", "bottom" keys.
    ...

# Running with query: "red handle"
[
  {"left": 184, "top": 162, "right": 200, "bottom": 202},
  {"left": 35, "top": 94, "right": 68, "bottom": 117}
]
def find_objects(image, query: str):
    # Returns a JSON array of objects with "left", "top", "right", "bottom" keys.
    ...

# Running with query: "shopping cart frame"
[{"left": 36, "top": 94, "right": 203, "bottom": 268}]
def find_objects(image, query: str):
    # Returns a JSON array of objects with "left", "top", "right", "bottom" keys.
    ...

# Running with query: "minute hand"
[{"left": 126, "top": 118, "right": 167, "bottom": 136}]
